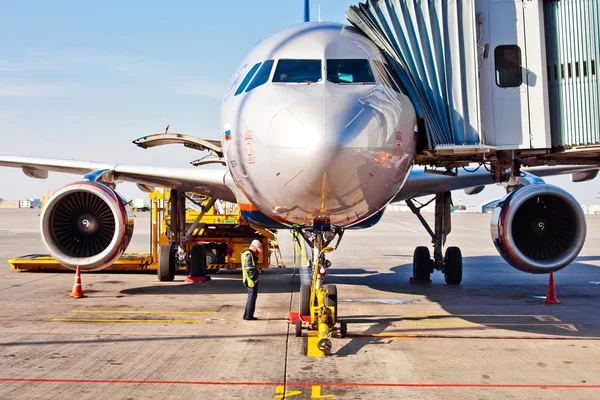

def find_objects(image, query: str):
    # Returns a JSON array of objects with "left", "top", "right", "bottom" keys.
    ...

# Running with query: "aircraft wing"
[
  {"left": 395, "top": 165, "right": 599, "bottom": 202},
  {"left": 0, "top": 155, "right": 236, "bottom": 202}
]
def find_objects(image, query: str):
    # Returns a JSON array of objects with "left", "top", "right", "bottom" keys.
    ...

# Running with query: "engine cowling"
[
  {"left": 40, "top": 182, "right": 134, "bottom": 271},
  {"left": 490, "top": 184, "right": 586, "bottom": 273}
]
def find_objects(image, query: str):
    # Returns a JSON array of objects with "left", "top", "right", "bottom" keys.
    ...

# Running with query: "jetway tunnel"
[{"left": 346, "top": 0, "right": 600, "bottom": 165}]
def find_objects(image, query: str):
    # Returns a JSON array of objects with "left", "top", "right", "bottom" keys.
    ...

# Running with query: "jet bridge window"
[
  {"left": 245, "top": 60, "right": 274, "bottom": 92},
  {"left": 273, "top": 59, "right": 322, "bottom": 83},
  {"left": 495, "top": 45, "right": 523, "bottom": 88},
  {"left": 327, "top": 59, "right": 375, "bottom": 84},
  {"left": 235, "top": 62, "right": 262, "bottom": 96}
]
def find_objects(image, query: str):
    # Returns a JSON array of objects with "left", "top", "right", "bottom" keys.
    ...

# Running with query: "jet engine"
[
  {"left": 40, "top": 182, "right": 134, "bottom": 271},
  {"left": 490, "top": 184, "right": 586, "bottom": 273}
]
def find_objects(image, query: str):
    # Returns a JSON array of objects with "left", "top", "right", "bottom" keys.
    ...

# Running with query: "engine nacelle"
[
  {"left": 40, "top": 182, "right": 134, "bottom": 271},
  {"left": 490, "top": 184, "right": 586, "bottom": 273}
]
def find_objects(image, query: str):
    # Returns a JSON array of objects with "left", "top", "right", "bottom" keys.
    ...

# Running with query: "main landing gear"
[
  {"left": 294, "top": 229, "right": 347, "bottom": 355},
  {"left": 406, "top": 191, "right": 463, "bottom": 285},
  {"left": 157, "top": 189, "right": 214, "bottom": 281}
]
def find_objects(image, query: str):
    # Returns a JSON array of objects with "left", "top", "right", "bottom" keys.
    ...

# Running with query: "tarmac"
[{"left": 1, "top": 208, "right": 600, "bottom": 399}]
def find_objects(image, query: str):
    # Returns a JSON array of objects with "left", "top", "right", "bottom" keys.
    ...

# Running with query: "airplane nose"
[{"left": 267, "top": 95, "right": 389, "bottom": 221}]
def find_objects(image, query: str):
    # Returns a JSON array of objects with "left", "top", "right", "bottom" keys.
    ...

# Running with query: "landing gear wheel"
[
  {"left": 189, "top": 244, "right": 207, "bottom": 277},
  {"left": 444, "top": 246, "right": 463, "bottom": 285},
  {"left": 158, "top": 244, "right": 176, "bottom": 281},
  {"left": 295, "top": 318, "right": 303, "bottom": 337},
  {"left": 324, "top": 284, "right": 337, "bottom": 324},
  {"left": 339, "top": 320, "right": 348, "bottom": 338},
  {"left": 413, "top": 246, "right": 431, "bottom": 281},
  {"left": 299, "top": 284, "right": 311, "bottom": 316}
]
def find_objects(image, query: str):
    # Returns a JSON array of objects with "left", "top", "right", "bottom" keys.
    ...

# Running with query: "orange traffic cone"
[
  {"left": 69, "top": 265, "right": 86, "bottom": 298},
  {"left": 543, "top": 271, "right": 559, "bottom": 304}
]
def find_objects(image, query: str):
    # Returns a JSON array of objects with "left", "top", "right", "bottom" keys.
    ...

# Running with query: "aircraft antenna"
[{"left": 318, "top": 2, "right": 321, "bottom": 22}]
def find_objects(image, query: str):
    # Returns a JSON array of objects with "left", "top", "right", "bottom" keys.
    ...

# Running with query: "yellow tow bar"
[{"left": 309, "top": 246, "right": 335, "bottom": 354}]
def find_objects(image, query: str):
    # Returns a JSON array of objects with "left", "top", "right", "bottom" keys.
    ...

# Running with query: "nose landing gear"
[{"left": 293, "top": 230, "right": 346, "bottom": 356}]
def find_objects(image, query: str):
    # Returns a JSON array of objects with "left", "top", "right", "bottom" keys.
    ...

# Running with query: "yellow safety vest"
[{"left": 241, "top": 250, "right": 256, "bottom": 288}]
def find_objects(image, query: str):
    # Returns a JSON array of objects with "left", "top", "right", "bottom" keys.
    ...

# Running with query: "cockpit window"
[
  {"left": 245, "top": 60, "right": 274, "bottom": 92},
  {"left": 273, "top": 59, "right": 322, "bottom": 83},
  {"left": 327, "top": 59, "right": 376, "bottom": 84},
  {"left": 235, "top": 62, "right": 261, "bottom": 96}
]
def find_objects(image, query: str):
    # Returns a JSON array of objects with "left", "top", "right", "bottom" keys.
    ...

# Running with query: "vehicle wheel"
[
  {"left": 413, "top": 246, "right": 431, "bottom": 281},
  {"left": 189, "top": 244, "right": 207, "bottom": 277},
  {"left": 206, "top": 251, "right": 217, "bottom": 265},
  {"left": 295, "top": 318, "right": 303, "bottom": 337},
  {"left": 324, "top": 284, "right": 337, "bottom": 324},
  {"left": 339, "top": 320, "right": 348, "bottom": 338},
  {"left": 158, "top": 244, "right": 176, "bottom": 281},
  {"left": 444, "top": 246, "right": 463, "bottom": 285},
  {"left": 299, "top": 284, "right": 311, "bottom": 316}
]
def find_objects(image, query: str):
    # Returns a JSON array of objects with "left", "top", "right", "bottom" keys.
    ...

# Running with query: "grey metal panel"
[
  {"left": 347, "top": 0, "right": 481, "bottom": 148},
  {"left": 544, "top": 0, "right": 600, "bottom": 147}
]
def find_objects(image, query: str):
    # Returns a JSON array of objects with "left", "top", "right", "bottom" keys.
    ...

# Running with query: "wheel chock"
[
  {"left": 185, "top": 276, "right": 211, "bottom": 283},
  {"left": 287, "top": 312, "right": 310, "bottom": 324},
  {"left": 409, "top": 277, "right": 432, "bottom": 286}
]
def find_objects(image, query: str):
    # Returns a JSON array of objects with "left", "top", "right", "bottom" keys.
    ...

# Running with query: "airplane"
[{"left": 0, "top": 0, "right": 597, "bottom": 349}]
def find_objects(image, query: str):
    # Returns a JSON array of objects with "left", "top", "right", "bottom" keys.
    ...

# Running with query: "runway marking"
[
  {"left": 71, "top": 310, "right": 217, "bottom": 315},
  {"left": 1, "top": 378, "right": 599, "bottom": 389},
  {"left": 346, "top": 333, "right": 599, "bottom": 340},
  {"left": 379, "top": 221, "right": 417, "bottom": 232},
  {"left": 52, "top": 318, "right": 203, "bottom": 323}
]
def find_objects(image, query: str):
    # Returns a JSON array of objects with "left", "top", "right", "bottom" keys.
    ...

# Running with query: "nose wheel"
[{"left": 407, "top": 191, "right": 463, "bottom": 285}]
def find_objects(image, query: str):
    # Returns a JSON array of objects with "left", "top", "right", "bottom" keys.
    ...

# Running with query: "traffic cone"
[
  {"left": 543, "top": 271, "right": 559, "bottom": 304},
  {"left": 69, "top": 266, "right": 86, "bottom": 298}
]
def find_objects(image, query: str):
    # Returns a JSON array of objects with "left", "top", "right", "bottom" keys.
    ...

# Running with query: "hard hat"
[{"left": 251, "top": 239, "right": 263, "bottom": 252}]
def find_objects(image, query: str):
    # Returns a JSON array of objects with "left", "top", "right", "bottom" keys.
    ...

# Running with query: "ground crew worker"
[{"left": 242, "top": 239, "right": 262, "bottom": 320}]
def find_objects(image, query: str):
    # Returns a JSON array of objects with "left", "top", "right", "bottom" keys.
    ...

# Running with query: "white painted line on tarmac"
[{"left": 378, "top": 222, "right": 417, "bottom": 232}]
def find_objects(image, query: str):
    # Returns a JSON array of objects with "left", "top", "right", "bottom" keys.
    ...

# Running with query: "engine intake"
[
  {"left": 41, "top": 182, "right": 134, "bottom": 271},
  {"left": 490, "top": 184, "right": 586, "bottom": 273}
]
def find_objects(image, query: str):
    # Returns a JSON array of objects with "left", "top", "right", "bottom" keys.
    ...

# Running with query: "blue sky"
[{"left": 0, "top": 1, "right": 597, "bottom": 205}]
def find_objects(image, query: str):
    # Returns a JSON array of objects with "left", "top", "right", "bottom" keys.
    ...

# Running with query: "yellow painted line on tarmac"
[
  {"left": 307, "top": 332, "right": 325, "bottom": 357},
  {"left": 52, "top": 318, "right": 203, "bottom": 323},
  {"left": 404, "top": 314, "right": 559, "bottom": 320},
  {"left": 408, "top": 321, "right": 577, "bottom": 330},
  {"left": 71, "top": 310, "right": 217, "bottom": 315}
]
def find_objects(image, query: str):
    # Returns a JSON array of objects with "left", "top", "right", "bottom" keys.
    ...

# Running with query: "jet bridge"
[{"left": 347, "top": 0, "right": 600, "bottom": 168}]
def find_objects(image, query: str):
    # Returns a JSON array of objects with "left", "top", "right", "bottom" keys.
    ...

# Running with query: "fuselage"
[{"left": 221, "top": 22, "right": 417, "bottom": 229}]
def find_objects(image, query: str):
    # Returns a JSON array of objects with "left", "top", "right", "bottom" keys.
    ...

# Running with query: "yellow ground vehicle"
[{"left": 9, "top": 190, "right": 284, "bottom": 278}]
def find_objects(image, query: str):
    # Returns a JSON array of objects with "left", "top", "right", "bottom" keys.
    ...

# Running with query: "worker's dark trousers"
[{"left": 243, "top": 283, "right": 258, "bottom": 319}]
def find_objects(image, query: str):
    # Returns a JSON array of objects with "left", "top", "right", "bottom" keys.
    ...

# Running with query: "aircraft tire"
[
  {"left": 299, "top": 284, "right": 311, "bottom": 316},
  {"left": 324, "top": 284, "right": 337, "bottom": 324},
  {"left": 295, "top": 318, "right": 303, "bottom": 337},
  {"left": 158, "top": 244, "right": 176, "bottom": 282},
  {"left": 444, "top": 246, "right": 463, "bottom": 285},
  {"left": 189, "top": 244, "right": 207, "bottom": 277},
  {"left": 339, "top": 320, "right": 348, "bottom": 338},
  {"left": 413, "top": 246, "right": 431, "bottom": 281}
]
